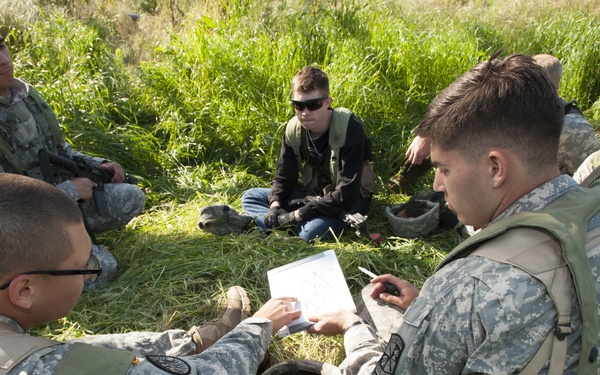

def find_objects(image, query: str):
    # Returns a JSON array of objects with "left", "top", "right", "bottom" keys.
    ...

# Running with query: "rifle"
[
  {"left": 341, "top": 212, "right": 382, "bottom": 245},
  {"left": 38, "top": 149, "right": 122, "bottom": 216},
  {"left": 288, "top": 197, "right": 382, "bottom": 245}
]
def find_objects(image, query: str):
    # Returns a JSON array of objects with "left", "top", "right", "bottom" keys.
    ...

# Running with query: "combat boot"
[
  {"left": 188, "top": 286, "right": 251, "bottom": 353},
  {"left": 389, "top": 158, "right": 433, "bottom": 195},
  {"left": 83, "top": 244, "right": 118, "bottom": 291}
]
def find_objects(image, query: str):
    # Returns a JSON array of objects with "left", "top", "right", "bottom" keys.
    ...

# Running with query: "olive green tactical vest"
[
  {"left": 285, "top": 108, "right": 351, "bottom": 195},
  {"left": 0, "top": 322, "right": 134, "bottom": 375},
  {"left": 285, "top": 108, "right": 374, "bottom": 196},
  {"left": 0, "top": 79, "right": 63, "bottom": 174},
  {"left": 436, "top": 185, "right": 600, "bottom": 375},
  {"left": 0, "top": 322, "right": 57, "bottom": 374}
]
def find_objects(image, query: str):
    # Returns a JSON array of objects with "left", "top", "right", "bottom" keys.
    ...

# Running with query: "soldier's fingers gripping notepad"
[{"left": 267, "top": 250, "right": 356, "bottom": 337}]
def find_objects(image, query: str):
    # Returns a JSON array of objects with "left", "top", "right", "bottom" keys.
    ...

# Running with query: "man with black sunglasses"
[
  {"left": 0, "top": 174, "right": 302, "bottom": 374},
  {"left": 242, "top": 66, "right": 375, "bottom": 242}
]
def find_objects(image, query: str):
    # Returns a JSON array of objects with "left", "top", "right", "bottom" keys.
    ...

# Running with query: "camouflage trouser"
[
  {"left": 85, "top": 244, "right": 118, "bottom": 291},
  {"left": 355, "top": 284, "right": 405, "bottom": 344},
  {"left": 81, "top": 182, "right": 145, "bottom": 234},
  {"left": 80, "top": 183, "right": 143, "bottom": 290},
  {"left": 71, "top": 329, "right": 196, "bottom": 357}
]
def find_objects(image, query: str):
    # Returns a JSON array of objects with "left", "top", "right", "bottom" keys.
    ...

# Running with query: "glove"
[
  {"left": 275, "top": 211, "right": 298, "bottom": 228},
  {"left": 264, "top": 206, "right": 286, "bottom": 228},
  {"left": 298, "top": 205, "right": 317, "bottom": 221}
]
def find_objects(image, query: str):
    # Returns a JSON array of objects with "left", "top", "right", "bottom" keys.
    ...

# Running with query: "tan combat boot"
[
  {"left": 188, "top": 286, "right": 251, "bottom": 353},
  {"left": 389, "top": 158, "right": 433, "bottom": 195}
]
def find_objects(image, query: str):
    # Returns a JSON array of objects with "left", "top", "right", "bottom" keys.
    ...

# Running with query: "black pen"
[{"left": 358, "top": 266, "right": 399, "bottom": 296}]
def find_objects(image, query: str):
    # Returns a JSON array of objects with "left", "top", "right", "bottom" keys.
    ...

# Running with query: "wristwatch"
[{"left": 343, "top": 319, "right": 369, "bottom": 334}]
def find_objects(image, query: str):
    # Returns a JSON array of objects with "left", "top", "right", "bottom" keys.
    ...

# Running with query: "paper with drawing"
[{"left": 267, "top": 250, "right": 356, "bottom": 336}]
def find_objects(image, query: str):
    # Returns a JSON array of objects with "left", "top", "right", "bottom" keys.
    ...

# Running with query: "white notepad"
[{"left": 267, "top": 250, "right": 356, "bottom": 336}]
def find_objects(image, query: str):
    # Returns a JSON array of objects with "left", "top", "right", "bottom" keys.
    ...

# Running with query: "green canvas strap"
[
  {"left": 0, "top": 324, "right": 134, "bottom": 375},
  {"left": 437, "top": 185, "right": 600, "bottom": 374},
  {"left": 53, "top": 343, "right": 135, "bottom": 375},
  {"left": 324, "top": 108, "right": 351, "bottom": 193},
  {"left": 20, "top": 80, "right": 63, "bottom": 152},
  {"left": 0, "top": 131, "right": 25, "bottom": 173},
  {"left": 469, "top": 227, "right": 571, "bottom": 375},
  {"left": 0, "top": 322, "right": 58, "bottom": 375}
]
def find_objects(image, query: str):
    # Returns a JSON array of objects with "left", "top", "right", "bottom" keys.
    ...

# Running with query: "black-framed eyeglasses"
[
  {"left": 292, "top": 96, "right": 328, "bottom": 112},
  {"left": 0, "top": 256, "right": 102, "bottom": 290}
]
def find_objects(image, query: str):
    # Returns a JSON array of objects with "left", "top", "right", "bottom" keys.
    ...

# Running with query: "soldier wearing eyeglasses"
[
  {"left": 0, "top": 174, "right": 302, "bottom": 374},
  {"left": 242, "top": 66, "right": 375, "bottom": 243}
]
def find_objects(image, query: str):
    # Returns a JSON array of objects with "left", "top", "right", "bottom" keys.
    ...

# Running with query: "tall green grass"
[
  {"left": 7, "top": 1, "right": 600, "bottom": 194},
  {"left": 2, "top": 0, "right": 600, "bottom": 366}
]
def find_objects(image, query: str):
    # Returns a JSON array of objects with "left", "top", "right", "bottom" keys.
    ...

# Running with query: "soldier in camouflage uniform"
[
  {"left": 391, "top": 54, "right": 600, "bottom": 194},
  {"left": 0, "top": 174, "right": 301, "bottom": 375},
  {"left": 532, "top": 54, "right": 600, "bottom": 176},
  {"left": 0, "top": 36, "right": 145, "bottom": 289},
  {"left": 307, "top": 54, "right": 600, "bottom": 374},
  {"left": 241, "top": 66, "right": 374, "bottom": 243},
  {"left": 573, "top": 149, "right": 600, "bottom": 185}
]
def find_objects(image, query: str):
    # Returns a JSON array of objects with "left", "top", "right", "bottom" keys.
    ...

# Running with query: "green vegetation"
[{"left": 2, "top": 0, "right": 599, "bottom": 366}]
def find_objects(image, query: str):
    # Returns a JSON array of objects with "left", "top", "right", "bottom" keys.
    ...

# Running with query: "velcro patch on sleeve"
[
  {"left": 375, "top": 333, "right": 404, "bottom": 375},
  {"left": 145, "top": 355, "right": 191, "bottom": 375}
]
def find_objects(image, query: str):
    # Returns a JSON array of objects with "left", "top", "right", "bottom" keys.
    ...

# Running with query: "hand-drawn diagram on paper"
[{"left": 267, "top": 250, "right": 356, "bottom": 335}]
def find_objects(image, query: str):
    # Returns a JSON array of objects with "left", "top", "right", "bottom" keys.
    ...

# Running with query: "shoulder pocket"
[
  {"left": 397, "top": 297, "right": 436, "bottom": 368},
  {"left": 403, "top": 296, "right": 434, "bottom": 328}
]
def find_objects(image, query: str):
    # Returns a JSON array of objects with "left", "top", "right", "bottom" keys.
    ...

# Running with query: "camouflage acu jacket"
[{"left": 339, "top": 175, "right": 600, "bottom": 375}]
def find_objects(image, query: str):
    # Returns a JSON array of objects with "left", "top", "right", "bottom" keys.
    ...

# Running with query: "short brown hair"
[
  {"left": 291, "top": 66, "right": 329, "bottom": 97},
  {"left": 0, "top": 175, "right": 83, "bottom": 278},
  {"left": 414, "top": 54, "right": 563, "bottom": 171},
  {"left": 533, "top": 54, "right": 562, "bottom": 91}
]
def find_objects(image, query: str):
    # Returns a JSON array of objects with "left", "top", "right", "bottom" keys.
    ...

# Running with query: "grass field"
[{"left": 2, "top": 0, "right": 600, "bottom": 367}]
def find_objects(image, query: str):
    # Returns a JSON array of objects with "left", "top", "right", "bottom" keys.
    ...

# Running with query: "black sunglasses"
[
  {"left": 0, "top": 257, "right": 102, "bottom": 290},
  {"left": 292, "top": 96, "right": 328, "bottom": 112}
]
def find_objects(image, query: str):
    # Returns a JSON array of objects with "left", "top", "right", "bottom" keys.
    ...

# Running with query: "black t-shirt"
[{"left": 269, "top": 111, "right": 372, "bottom": 217}]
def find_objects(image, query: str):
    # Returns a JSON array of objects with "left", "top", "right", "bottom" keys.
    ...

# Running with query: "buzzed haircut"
[
  {"left": 292, "top": 66, "right": 330, "bottom": 97},
  {"left": 533, "top": 54, "right": 562, "bottom": 91},
  {"left": 0, "top": 174, "right": 83, "bottom": 278},
  {"left": 414, "top": 53, "right": 563, "bottom": 172}
]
